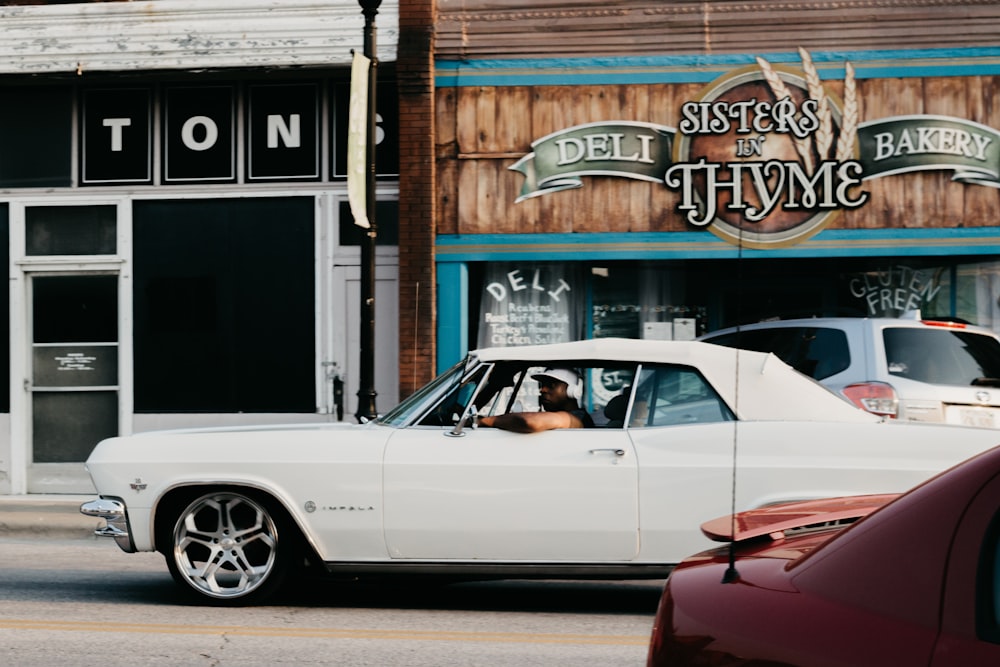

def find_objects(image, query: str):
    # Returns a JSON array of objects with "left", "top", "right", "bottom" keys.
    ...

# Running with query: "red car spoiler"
[{"left": 701, "top": 494, "right": 900, "bottom": 543}]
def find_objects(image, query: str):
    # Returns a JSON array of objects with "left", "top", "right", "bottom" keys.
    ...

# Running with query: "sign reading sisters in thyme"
[
  {"left": 478, "top": 264, "right": 583, "bottom": 348},
  {"left": 511, "top": 48, "right": 1000, "bottom": 249}
]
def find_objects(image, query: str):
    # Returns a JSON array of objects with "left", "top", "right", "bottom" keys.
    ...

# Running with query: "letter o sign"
[{"left": 181, "top": 116, "right": 219, "bottom": 151}]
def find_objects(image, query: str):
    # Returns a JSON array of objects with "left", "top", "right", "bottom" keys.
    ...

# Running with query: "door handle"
[
  {"left": 322, "top": 361, "right": 344, "bottom": 420},
  {"left": 589, "top": 448, "right": 626, "bottom": 457}
]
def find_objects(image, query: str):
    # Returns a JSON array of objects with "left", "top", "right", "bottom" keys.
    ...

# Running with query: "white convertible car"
[{"left": 81, "top": 338, "right": 1000, "bottom": 605}]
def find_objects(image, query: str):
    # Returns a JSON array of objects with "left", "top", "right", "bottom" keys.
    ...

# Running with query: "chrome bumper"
[{"left": 80, "top": 497, "right": 136, "bottom": 553}]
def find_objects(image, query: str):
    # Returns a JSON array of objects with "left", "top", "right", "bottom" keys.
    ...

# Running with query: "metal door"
[
  {"left": 383, "top": 426, "right": 640, "bottom": 561},
  {"left": 28, "top": 273, "right": 119, "bottom": 492},
  {"left": 331, "top": 263, "right": 399, "bottom": 418}
]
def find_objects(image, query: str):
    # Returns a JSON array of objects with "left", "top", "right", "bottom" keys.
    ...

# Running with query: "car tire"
[{"left": 165, "top": 490, "right": 293, "bottom": 606}]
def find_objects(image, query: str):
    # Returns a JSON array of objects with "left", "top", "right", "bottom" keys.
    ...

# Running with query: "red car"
[{"left": 647, "top": 444, "right": 1000, "bottom": 666}]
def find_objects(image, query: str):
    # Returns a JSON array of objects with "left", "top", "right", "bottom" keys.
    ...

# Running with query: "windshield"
[
  {"left": 884, "top": 328, "right": 1000, "bottom": 386},
  {"left": 377, "top": 358, "right": 469, "bottom": 426}
]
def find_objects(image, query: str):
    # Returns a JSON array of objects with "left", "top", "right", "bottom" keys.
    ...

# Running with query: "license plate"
[{"left": 947, "top": 407, "right": 1000, "bottom": 428}]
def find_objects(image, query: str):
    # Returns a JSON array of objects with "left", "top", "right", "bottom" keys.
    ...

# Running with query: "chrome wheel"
[{"left": 168, "top": 491, "right": 285, "bottom": 604}]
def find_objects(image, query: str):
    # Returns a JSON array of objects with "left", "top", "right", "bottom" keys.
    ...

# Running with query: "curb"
[{"left": 0, "top": 496, "right": 101, "bottom": 540}]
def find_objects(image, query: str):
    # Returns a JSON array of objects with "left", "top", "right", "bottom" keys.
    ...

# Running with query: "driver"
[{"left": 477, "top": 367, "right": 595, "bottom": 433}]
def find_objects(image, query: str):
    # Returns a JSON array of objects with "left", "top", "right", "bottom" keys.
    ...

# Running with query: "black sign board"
[
  {"left": 163, "top": 85, "right": 235, "bottom": 183},
  {"left": 247, "top": 83, "right": 320, "bottom": 181},
  {"left": 75, "top": 79, "right": 398, "bottom": 185},
  {"left": 81, "top": 88, "right": 152, "bottom": 184},
  {"left": 332, "top": 80, "right": 399, "bottom": 178}
]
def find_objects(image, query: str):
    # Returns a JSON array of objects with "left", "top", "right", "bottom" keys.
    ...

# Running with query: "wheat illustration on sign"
[{"left": 755, "top": 48, "right": 858, "bottom": 172}]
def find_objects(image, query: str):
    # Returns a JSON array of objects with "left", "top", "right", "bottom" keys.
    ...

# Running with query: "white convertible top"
[{"left": 472, "top": 338, "right": 880, "bottom": 423}]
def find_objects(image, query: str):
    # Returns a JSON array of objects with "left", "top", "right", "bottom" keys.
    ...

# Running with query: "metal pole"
[{"left": 355, "top": 0, "right": 381, "bottom": 422}]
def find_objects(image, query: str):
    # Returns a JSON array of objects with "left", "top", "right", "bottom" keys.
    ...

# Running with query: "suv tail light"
[
  {"left": 842, "top": 382, "right": 898, "bottom": 418},
  {"left": 920, "top": 319, "right": 967, "bottom": 329}
]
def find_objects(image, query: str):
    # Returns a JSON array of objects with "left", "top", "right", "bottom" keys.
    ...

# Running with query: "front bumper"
[{"left": 79, "top": 497, "right": 136, "bottom": 553}]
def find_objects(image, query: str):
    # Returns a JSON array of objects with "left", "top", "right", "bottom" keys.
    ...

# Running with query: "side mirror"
[{"left": 446, "top": 406, "right": 477, "bottom": 437}]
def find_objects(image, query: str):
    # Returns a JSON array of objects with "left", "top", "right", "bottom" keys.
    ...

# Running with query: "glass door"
[{"left": 28, "top": 274, "right": 119, "bottom": 491}]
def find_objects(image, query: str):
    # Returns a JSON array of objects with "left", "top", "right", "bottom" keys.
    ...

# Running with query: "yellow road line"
[{"left": 0, "top": 618, "right": 648, "bottom": 646}]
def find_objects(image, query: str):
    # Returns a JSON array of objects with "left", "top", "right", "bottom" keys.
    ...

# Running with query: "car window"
[
  {"left": 415, "top": 364, "right": 493, "bottom": 427},
  {"left": 993, "top": 530, "right": 1000, "bottom": 637},
  {"left": 485, "top": 364, "right": 637, "bottom": 427},
  {"left": 380, "top": 358, "right": 468, "bottom": 426},
  {"left": 415, "top": 361, "right": 636, "bottom": 429},
  {"left": 705, "top": 327, "right": 850, "bottom": 380},
  {"left": 884, "top": 328, "right": 1000, "bottom": 386},
  {"left": 591, "top": 366, "right": 636, "bottom": 427},
  {"left": 629, "top": 364, "right": 734, "bottom": 427},
  {"left": 502, "top": 366, "right": 544, "bottom": 414},
  {"left": 978, "top": 509, "right": 1000, "bottom": 644}
]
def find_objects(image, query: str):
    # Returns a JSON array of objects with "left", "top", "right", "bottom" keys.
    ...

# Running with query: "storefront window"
[
  {"left": 475, "top": 262, "right": 584, "bottom": 348},
  {"left": 592, "top": 265, "right": 639, "bottom": 339},
  {"left": 841, "top": 265, "right": 948, "bottom": 319},
  {"left": 0, "top": 86, "right": 71, "bottom": 188},
  {"left": 471, "top": 261, "right": 706, "bottom": 347},
  {"left": 955, "top": 261, "right": 1000, "bottom": 335},
  {"left": 467, "top": 257, "right": 1000, "bottom": 350},
  {"left": 132, "top": 197, "right": 315, "bottom": 412},
  {"left": 592, "top": 263, "right": 703, "bottom": 341},
  {"left": 838, "top": 259, "right": 1000, "bottom": 335},
  {"left": 26, "top": 205, "right": 117, "bottom": 255}
]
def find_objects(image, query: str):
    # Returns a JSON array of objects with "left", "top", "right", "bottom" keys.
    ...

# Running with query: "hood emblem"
[{"left": 976, "top": 390, "right": 991, "bottom": 404}]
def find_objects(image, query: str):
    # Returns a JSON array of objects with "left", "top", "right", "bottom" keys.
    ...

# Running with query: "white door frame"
[
  {"left": 325, "top": 193, "right": 399, "bottom": 420},
  {"left": 8, "top": 197, "right": 133, "bottom": 494}
]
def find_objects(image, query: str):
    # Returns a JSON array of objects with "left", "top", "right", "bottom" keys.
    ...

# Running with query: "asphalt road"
[{"left": 0, "top": 536, "right": 662, "bottom": 666}]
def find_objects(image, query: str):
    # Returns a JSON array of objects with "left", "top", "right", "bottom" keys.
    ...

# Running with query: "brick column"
[{"left": 396, "top": 0, "right": 437, "bottom": 399}]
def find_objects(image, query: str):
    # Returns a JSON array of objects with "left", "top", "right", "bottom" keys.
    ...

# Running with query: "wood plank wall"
[
  {"left": 434, "top": 0, "right": 1000, "bottom": 235},
  {"left": 436, "top": 0, "right": 1000, "bottom": 60},
  {"left": 436, "top": 77, "right": 1000, "bottom": 236}
]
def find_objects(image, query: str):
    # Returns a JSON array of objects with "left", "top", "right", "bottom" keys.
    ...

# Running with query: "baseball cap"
[{"left": 531, "top": 367, "right": 580, "bottom": 386}]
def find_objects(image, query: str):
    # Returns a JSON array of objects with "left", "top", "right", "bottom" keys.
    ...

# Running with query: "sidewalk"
[{"left": 0, "top": 495, "right": 101, "bottom": 540}]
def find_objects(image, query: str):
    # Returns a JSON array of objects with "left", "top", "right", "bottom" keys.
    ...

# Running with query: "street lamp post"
[{"left": 355, "top": 0, "right": 381, "bottom": 422}]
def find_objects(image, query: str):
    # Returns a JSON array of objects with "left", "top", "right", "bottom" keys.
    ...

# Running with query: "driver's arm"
[{"left": 478, "top": 410, "right": 583, "bottom": 433}]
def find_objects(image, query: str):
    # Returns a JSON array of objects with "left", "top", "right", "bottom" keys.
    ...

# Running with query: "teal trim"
[
  {"left": 436, "top": 262, "right": 469, "bottom": 374},
  {"left": 436, "top": 228, "right": 1000, "bottom": 262},
  {"left": 436, "top": 47, "right": 1000, "bottom": 87}
]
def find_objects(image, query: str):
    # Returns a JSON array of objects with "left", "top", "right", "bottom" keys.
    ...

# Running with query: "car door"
[
  {"left": 931, "top": 472, "right": 1000, "bottom": 665},
  {"left": 381, "top": 362, "right": 639, "bottom": 562}
]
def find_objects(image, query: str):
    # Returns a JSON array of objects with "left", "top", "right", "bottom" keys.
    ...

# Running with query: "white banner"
[{"left": 347, "top": 50, "right": 370, "bottom": 228}]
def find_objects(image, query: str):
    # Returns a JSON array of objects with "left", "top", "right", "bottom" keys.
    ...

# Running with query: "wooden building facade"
[{"left": 398, "top": 0, "right": 1000, "bottom": 382}]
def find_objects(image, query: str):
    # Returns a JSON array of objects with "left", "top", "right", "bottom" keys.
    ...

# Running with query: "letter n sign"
[
  {"left": 247, "top": 83, "right": 319, "bottom": 181},
  {"left": 163, "top": 85, "right": 235, "bottom": 183},
  {"left": 81, "top": 88, "right": 152, "bottom": 185}
]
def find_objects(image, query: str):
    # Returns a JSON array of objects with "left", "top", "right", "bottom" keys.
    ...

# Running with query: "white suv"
[{"left": 699, "top": 314, "right": 1000, "bottom": 428}]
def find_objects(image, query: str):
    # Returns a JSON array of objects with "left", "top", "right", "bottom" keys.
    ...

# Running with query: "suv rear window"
[
  {"left": 884, "top": 328, "right": 1000, "bottom": 386},
  {"left": 705, "top": 327, "right": 851, "bottom": 381}
]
